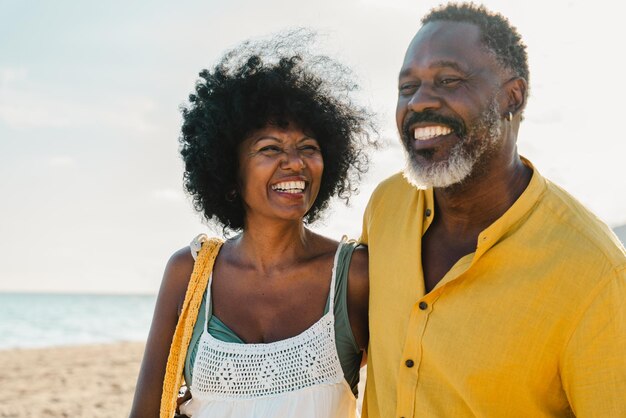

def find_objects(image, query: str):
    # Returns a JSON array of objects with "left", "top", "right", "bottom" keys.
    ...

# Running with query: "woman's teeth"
[{"left": 271, "top": 181, "right": 305, "bottom": 193}]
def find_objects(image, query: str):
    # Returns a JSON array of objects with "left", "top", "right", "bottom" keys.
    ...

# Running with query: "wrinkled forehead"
[{"left": 400, "top": 20, "right": 499, "bottom": 77}]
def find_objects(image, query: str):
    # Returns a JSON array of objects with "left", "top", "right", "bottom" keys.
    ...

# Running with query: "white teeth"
[
  {"left": 414, "top": 125, "right": 452, "bottom": 140},
  {"left": 271, "top": 180, "right": 306, "bottom": 193}
]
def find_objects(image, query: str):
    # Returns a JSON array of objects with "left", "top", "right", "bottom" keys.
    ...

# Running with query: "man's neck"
[
  {"left": 421, "top": 153, "right": 532, "bottom": 292},
  {"left": 433, "top": 153, "right": 532, "bottom": 235}
]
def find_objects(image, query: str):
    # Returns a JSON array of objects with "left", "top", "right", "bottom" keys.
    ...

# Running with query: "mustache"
[{"left": 402, "top": 111, "right": 466, "bottom": 140}]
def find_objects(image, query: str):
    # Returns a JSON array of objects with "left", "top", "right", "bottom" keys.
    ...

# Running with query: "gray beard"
[{"left": 402, "top": 98, "right": 502, "bottom": 190}]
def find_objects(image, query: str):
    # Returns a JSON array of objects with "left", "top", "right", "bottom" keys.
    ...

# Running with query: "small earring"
[
  {"left": 506, "top": 111, "right": 513, "bottom": 122},
  {"left": 225, "top": 189, "right": 237, "bottom": 202}
]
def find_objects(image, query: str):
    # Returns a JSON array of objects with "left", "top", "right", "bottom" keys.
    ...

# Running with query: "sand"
[
  {"left": 0, "top": 342, "right": 145, "bottom": 418},
  {"left": 0, "top": 342, "right": 366, "bottom": 417}
]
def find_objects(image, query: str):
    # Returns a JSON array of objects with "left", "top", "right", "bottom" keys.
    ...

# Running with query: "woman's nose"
[{"left": 280, "top": 148, "right": 306, "bottom": 171}]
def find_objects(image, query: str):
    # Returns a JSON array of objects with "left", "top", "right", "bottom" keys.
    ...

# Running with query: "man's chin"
[
  {"left": 402, "top": 169, "right": 431, "bottom": 190},
  {"left": 402, "top": 156, "right": 474, "bottom": 190}
]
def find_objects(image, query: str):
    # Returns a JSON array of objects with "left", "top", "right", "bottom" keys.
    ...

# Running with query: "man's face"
[{"left": 396, "top": 21, "right": 508, "bottom": 189}]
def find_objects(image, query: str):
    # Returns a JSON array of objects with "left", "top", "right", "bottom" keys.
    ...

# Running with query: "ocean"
[{"left": 0, "top": 293, "right": 156, "bottom": 350}]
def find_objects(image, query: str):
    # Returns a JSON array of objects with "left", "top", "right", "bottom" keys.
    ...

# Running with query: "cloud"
[
  {"left": 48, "top": 155, "right": 76, "bottom": 167},
  {"left": 0, "top": 67, "right": 158, "bottom": 132},
  {"left": 356, "top": 0, "right": 425, "bottom": 11},
  {"left": 524, "top": 108, "right": 564, "bottom": 125},
  {"left": 151, "top": 188, "right": 185, "bottom": 201},
  {"left": 0, "top": 67, "right": 27, "bottom": 85}
]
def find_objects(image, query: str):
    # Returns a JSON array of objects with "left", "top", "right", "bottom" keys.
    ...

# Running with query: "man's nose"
[{"left": 407, "top": 84, "right": 441, "bottom": 113}]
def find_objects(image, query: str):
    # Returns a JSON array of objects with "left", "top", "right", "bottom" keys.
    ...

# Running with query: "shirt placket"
[{"left": 396, "top": 292, "right": 438, "bottom": 418}]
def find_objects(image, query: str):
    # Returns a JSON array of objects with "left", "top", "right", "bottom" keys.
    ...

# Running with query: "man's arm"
[
  {"left": 560, "top": 265, "right": 626, "bottom": 417},
  {"left": 360, "top": 203, "right": 371, "bottom": 245}
]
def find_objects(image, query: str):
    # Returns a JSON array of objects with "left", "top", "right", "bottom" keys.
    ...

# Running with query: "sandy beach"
[
  {"left": 0, "top": 342, "right": 365, "bottom": 417},
  {"left": 0, "top": 342, "right": 145, "bottom": 418}
]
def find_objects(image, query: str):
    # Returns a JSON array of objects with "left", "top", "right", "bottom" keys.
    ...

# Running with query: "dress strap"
[
  {"left": 205, "top": 274, "right": 213, "bottom": 324},
  {"left": 191, "top": 234, "right": 214, "bottom": 325},
  {"left": 328, "top": 236, "right": 348, "bottom": 314},
  {"left": 198, "top": 236, "right": 350, "bottom": 324},
  {"left": 161, "top": 235, "right": 223, "bottom": 418}
]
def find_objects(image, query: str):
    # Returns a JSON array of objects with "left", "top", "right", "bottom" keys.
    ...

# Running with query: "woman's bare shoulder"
[
  {"left": 160, "top": 246, "right": 196, "bottom": 313},
  {"left": 165, "top": 246, "right": 195, "bottom": 281},
  {"left": 128, "top": 246, "right": 196, "bottom": 417}
]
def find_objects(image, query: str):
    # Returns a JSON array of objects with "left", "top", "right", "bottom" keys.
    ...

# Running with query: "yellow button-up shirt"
[{"left": 360, "top": 163, "right": 626, "bottom": 418}]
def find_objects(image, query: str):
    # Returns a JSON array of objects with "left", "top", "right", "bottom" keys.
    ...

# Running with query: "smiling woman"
[
  {"left": 129, "top": 31, "right": 376, "bottom": 418},
  {"left": 237, "top": 125, "right": 325, "bottom": 224},
  {"left": 178, "top": 31, "right": 374, "bottom": 232}
]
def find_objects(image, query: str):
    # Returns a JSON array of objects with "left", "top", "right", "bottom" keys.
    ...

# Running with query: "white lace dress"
[{"left": 179, "top": 241, "right": 358, "bottom": 418}]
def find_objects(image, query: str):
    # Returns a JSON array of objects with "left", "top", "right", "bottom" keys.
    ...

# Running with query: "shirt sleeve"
[
  {"left": 561, "top": 265, "right": 626, "bottom": 417},
  {"left": 359, "top": 195, "right": 372, "bottom": 245}
]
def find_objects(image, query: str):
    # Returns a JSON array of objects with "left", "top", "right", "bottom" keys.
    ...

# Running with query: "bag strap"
[{"left": 160, "top": 235, "right": 224, "bottom": 418}]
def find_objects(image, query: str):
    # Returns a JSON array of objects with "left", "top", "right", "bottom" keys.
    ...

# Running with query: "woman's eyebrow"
[{"left": 252, "top": 136, "right": 282, "bottom": 145}]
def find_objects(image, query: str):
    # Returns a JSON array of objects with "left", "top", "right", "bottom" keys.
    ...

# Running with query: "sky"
[{"left": 1, "top": 0, "right": 625, "bottom": 294}]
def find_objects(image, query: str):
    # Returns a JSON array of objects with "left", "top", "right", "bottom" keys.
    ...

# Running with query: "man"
[{"left": 361, "top": 3, "right": 626, "bottom": 417}]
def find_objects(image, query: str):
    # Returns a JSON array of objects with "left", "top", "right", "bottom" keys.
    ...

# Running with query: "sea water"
[{"left": 0, "top": 293, "right": 156, "bottom": 349}]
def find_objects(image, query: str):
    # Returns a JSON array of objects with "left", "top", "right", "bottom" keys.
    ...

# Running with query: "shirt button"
[
  {"left": 425, "top": 208, "right": 432, "bottom": 217},
  {"left": 419, "top": 301, "right": 428, "bottom": 310},
  {"left": 405, "top": 359, "right": 414, "bottom": 368}
]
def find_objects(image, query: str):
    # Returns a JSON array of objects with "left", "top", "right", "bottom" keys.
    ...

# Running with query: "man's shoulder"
[
  {"left": 538, "top": 178, "right": 626, "bottom": 266},
  {"left": 370, "top": 171, "right": 421, "bottom": 201},
  {"left": 362, "top": 172, "right": 431, "bottom": 241}
]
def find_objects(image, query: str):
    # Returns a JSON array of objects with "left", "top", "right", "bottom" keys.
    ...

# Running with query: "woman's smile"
[{"left": 238, "top": 124, "right": 324, "bottom": 222}]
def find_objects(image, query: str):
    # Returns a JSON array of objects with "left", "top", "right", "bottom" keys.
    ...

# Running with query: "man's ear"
[{"left": 504, "top": 77, "right": 527, "bottom": 116}]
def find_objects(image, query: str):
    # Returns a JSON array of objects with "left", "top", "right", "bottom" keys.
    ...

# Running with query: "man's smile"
[
  {"left": 413, "top": 124, "right": 453, "bottom": 141},
  {"left": 401, "top": 111, "right": 466, "bottom": 148}
]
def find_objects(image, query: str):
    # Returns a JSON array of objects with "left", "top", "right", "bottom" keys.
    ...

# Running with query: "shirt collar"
[
  {"left": 474, "top": 157, "right": 546, "bottom": 260},
  {"left": 421, "top": 157, "right": 546, "bottom": 258}
]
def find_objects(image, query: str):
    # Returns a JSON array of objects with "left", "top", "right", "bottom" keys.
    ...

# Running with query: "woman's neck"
[{"left": 230, "top": 219, "right": 313, "bottom": 273}]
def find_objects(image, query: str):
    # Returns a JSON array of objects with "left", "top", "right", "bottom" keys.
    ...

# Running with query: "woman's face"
[{"left": 237, "top": 123, "right": 324, "bottom": 225}]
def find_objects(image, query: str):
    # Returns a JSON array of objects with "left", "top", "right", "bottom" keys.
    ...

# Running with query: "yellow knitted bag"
[{"left": 160, "top": 236, "right": 223, "bottom": 418}]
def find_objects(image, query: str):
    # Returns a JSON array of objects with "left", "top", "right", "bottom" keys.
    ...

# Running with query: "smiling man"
[{"left": 360, "top": 3, "right": 626, "bottom": 417}]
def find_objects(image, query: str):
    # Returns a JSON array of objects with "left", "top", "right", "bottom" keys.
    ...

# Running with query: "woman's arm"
[
  {"left": 129, "top": 248, "right": 194, "bottom": 418},
  {"left": 346, "top": 245, "right": 369, "bottom": 358}
]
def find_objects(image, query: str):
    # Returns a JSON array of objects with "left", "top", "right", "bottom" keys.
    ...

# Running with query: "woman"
[{"left": 130, "top": 34, "right": 373, "bottom": 418}]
